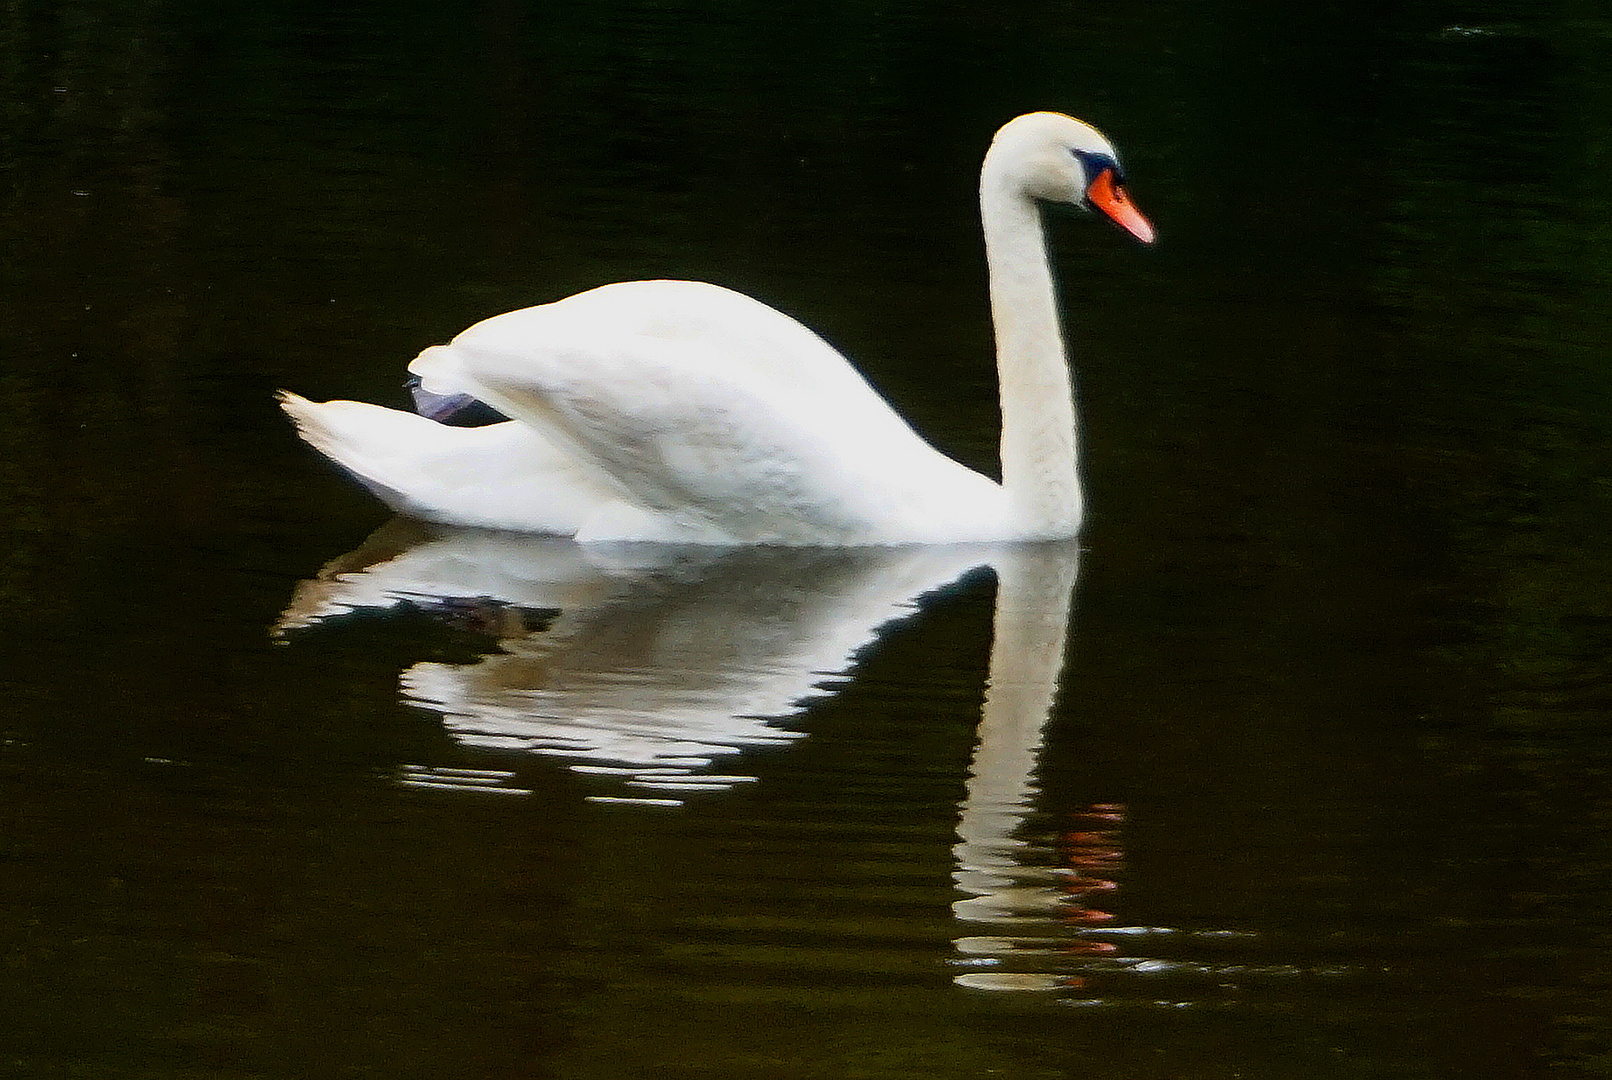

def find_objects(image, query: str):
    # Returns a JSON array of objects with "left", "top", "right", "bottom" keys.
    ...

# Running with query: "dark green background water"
[{"left": 4, "top": 0, "right": 1612, "bottom": 1076}]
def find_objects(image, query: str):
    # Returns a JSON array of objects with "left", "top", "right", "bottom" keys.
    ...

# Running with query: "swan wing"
[{"left": 410, "top": 281, "right": 1000, "bottom": 544}]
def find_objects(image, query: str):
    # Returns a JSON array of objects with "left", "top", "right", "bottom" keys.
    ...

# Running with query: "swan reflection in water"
[
  {"left": 280, "top": 523, "right": 1260, "bottom": 995},
  {"left": 278, "top": 518, "right": 1018, "bottom": 802}
]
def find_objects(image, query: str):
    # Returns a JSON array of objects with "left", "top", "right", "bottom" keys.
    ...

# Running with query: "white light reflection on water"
[{"left": 395, "top": 764, "right": 529, "bottom": 795}]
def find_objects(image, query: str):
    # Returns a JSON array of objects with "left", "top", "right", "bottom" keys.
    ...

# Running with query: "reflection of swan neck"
[
  {"left": 981, "top": 162, "right": 1080, "bottom": 540},
  {"left": 954, "top": 548, "right": 1079, "bottom": 906}
]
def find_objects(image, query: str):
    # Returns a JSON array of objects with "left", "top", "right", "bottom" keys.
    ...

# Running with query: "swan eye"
[{"left": 1069, "top": 149, "right": 1122, "bottom": 192}]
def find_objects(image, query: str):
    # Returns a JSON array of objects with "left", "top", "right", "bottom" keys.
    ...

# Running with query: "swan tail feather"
[{"left": 277, "top": 391, "right": 610, "bottom": 534}]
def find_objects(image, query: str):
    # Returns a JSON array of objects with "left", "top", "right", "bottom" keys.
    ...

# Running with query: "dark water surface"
[{"left": 4, "top": 1, "right": 1612, "bottom": 1077}]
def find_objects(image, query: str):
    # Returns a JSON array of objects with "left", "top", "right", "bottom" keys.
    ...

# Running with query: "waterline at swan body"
[{"left": 281, "top": 112, "right": 1154, "bottom": 545}]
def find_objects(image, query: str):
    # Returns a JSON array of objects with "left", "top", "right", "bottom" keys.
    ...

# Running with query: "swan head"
[{"left": 985, "top": 112, "right": 1155, "bottom": 244}]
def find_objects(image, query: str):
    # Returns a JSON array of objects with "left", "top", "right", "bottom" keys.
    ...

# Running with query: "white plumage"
[{"left": 282, "top": 112, "right": 1153, "bottom": 545}]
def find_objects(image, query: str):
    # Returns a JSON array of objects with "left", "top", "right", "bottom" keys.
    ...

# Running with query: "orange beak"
[{"left": 1087, "top": 167, "right": 1155, "bottom": 244}]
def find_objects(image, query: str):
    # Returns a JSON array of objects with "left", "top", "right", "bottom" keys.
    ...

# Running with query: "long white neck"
[{"left": 980, "top": 165, "right": 1082, "bottom": 538}]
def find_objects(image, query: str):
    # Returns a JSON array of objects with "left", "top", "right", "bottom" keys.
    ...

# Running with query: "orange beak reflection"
[{"left": 1087, "top": 167, "right": 1155, "bottom": 244}]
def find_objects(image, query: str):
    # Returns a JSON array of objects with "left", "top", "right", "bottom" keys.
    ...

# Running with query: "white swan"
[{"left": 281, "top": 112, "right": 1154, "bottom": 545}]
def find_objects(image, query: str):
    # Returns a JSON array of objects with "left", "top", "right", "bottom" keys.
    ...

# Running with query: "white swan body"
[{"left": 282, "top": 112, "right": 1153, "bottom": 545}]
